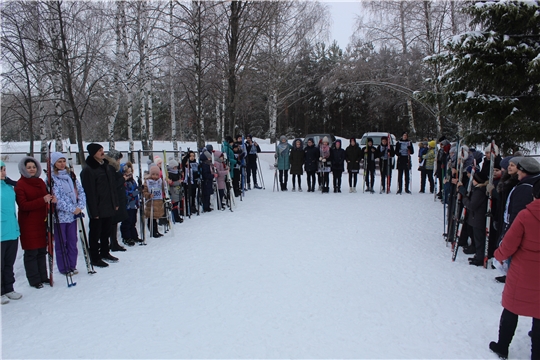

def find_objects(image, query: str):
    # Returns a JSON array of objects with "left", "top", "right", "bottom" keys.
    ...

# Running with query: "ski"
[{"left": 484, "top": 140, "right": 496, "bottom": 269}]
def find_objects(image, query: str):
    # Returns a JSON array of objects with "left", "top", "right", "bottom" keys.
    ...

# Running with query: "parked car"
[
  {"left": 359, "top": 132, "right": 397, "bottom": 170},
  {"left": 303, "top": 134, "right": 337, "bottom": 147},
  {"left": 359, "top": 132, "right": 397, "bottom": 147}
]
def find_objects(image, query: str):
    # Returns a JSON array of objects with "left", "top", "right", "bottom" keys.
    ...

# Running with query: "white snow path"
[{"left": 0, "top": 148, "right": 534, "bottom": 359}]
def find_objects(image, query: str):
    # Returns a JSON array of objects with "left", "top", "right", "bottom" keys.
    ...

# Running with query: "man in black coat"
[
  {"left": 394, "top": 132, "right": 415, "bottom": 194},
  {"left": 80, "top": 143, "right": 119, "bottom": 268}
]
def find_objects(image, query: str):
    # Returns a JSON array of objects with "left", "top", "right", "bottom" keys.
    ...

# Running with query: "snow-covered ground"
[{"left": 0, "top": 140, "right": 534, "bottom": 359}]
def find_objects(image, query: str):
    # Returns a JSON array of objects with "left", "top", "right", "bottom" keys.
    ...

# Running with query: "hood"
[
  {"left": 526, "top": 199, "right": 540, "bottom": 222},
  {"left": 18, "top": 156, "right": 42, "bottom": 178}
]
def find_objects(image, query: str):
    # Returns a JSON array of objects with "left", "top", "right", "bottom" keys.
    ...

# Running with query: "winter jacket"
[
  {"left": 289, "top": 139, "right": 305, "bottom": 175},
  {"left": 422, "top": 148, "right": 436, "bottom": 170},
  {"left": 221, "top": 141, "right": 237, "bottom": 178},
  {"left": 330, "top": 141, "right": 346, "bottom": 172},
  {"left": 51, "top": 170, "right": 86, "bottom": 224},
  {"left": 459, "top": 183, "right": 488, "bottom": 229},
  {"left": 214, "top": 151, "right": 229, "bottom": 190},
  {"left": 80, "top": 155, "right": 118, "bottom": 219},
  {"left": 15, "top": 157, "right": 48, "bottom": 251},
  {"left": 245, "top": 142, "right": 261, "bottom": 166},
  {"left": 504, "top": 173, "right": 540, "bottom": 226},
  {"left": 395, "top": 139, "right": 414, "bottom": 169},
  {"left": 276, "top": 140, "right": 292, "bottom": 171},
  {"left": 495, "top": 199, "right": 540, "bottom": 319},
  {"left": 304, "top": 144, "right": 319, "bottom": 173},
  {"left": 1, "top": 179, "right": 20, "bottom": 241},
  {"left": 361, "top": 145, "right": 379, "bottom": 166},
  {"left": 143, "top": 178, "right": 165, "bottom": 219},
  {"left": 345, "top": 143, "right": 362, "bottom": 172},
  {"left": 124, "top": 178, "right": 140, "bottom": 210}
]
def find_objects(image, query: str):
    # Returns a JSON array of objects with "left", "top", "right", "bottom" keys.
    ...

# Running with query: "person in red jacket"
[
  {"left": 490, "top": 180, "right": 540, "bottom": 359},
  {"left": 15, "top": 157, "right": 56, "bottom": 289}
]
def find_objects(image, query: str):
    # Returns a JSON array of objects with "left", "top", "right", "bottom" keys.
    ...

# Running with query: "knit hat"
[
  {"left": 149, "top": 165, "right": 160, "bottom": 176},
  {"left": 428, "top": 140, "right": 436, "bottom": 148},
  {"left": 473, "top": 171, "right": 488, "bottom": 184},
  {"left": 87, "top": 143, "right": 103, "bottom": 157},
  {"left": 168, "top": 159, "right": 179, "bottom": 169},
  {"left": 516, "top": 157, "right": 540, "bottom": 175},
  {"left": 51, "top": 152, "right": 65, "bottom": 167},
  {"left": 107, "top": 149, "right": 122, "bottom": 160}
]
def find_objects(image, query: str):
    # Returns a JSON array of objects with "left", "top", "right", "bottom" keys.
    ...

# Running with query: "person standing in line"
[
  {"left": 346, "top": 138, "right": 362, "bottom": 193},
  {"left": 245, "top": 135, "right": 262, "bottom": 190},
  {"left": 50, "top": 152, "right": 86, "bottom": 274},
  {"left": 394, "top": 132, "right": 414, "bottom": 194},
  {"left": 80, "top": 143, "right": 119, "bottom": 268},
  {"left": 420, "top": 141, "right": 436, "bottom": 193},
  {"left": 1, "top": 160, "right": 22, "bottom": 304},
  {"left": 377, "top": 136, "right": 394, "bottom": 193},
  {"left": 289, "top": 138, "right": 305, "bottom": 192},
  {"left": 276, "top": 135, "right": 292, "bottom": 191},
  {"left": 304, "top": 138, "right": 319, "bottom": 193},
  {"left": 15, "top": 156, "right": 55, "bottom": 288},
  {"left": 330, "top": 139, "right": 346, "bottom": 193},
  {"left": 490, "top": 180, "right": 540, "bottom": 360}
]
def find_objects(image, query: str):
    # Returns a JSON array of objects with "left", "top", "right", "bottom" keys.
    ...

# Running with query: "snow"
[{"left": 0, "top": 140, "right": 535, "bottom": 359}]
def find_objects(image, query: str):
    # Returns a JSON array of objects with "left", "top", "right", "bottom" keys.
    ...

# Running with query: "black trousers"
[
  {"left": 88, "top": 217, "right": 113, "bottom": 262},
  {"left": 307, "top": 171, "right": 316, "bottom": 190},
  {"left": 333, "top": 170, "right": 342, "bottom": 188},
  {"left": 23, "top": 247, "right": 48, "bottom": 286},
  {"left": 496, "top": 308, "right": 539, "bottom": 358},
  {"left": 1, "top": 240, "right": 18, "bottom": 295}
]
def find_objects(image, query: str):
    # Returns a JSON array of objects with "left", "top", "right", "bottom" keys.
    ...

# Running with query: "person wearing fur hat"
[
  {"left": 119, "top": 162, "right": 141, "bottom": 246},
  {"left": 245, "top": 135, "right": 262, "bottom": 190},
  {"left": 106, "top": 151, "right": 128, "bottom": 252},
  {"left": 361, "top": 137, "right": 379, "bottom": 193},
  {"left": 15, "top": 156, "right": 56, "bottom": 288},
  {"left": 276, "top": 135, "right": 293, "bottom": 191},
  {"left": 420, "top": 141, "right": 436, "bottom": 193},
  {"left": 143, "top": 165, "right": 165, "bottom": 236},
  {"left": 331, "top": 139, "right": 346, "bottom": 193},
  {"left": 394, "top": 132, "right": 414, "bottom": 194},
  {"left": 80, "top": 143, "right": 119, "bottom": 268},
  {"left": 50, "top": 152, "right": 87, "bottom": 274},
  {"left": 457, "top": 169, "right": 489, "bottom": 266},
  {"left": 289, "top": 139, "right": 305, "bottom": 192},
  {"left": 1, "top": 160, "right": 22, "bottom": 303}
]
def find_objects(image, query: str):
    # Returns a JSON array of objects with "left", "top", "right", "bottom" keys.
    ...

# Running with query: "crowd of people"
[{"left": 1, "top": 134, "right": 539, "bottom": 359}]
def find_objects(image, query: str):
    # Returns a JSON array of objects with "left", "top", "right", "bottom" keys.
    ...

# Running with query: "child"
[
  {"left": 143, "top": 165, "right": 164, "bottom": 238},
  {"left": 120, "top": 163, "right": 140, "bottom": 246},
  {"left": 167, "top": 159, "right": 183, "bottom": 222}
]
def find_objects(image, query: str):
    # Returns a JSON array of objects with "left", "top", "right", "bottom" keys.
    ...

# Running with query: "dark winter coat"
[
  {"left": 330, "top": 141, "right": 346, "bottom": 172},
  {"left": 304, "top": 144, "right": 320, "bottom": 173},
  {"left": 345, "top": 143, "right": 362, "bottom": 172},
  {"left": 504, "top": 173, "right": 540, "bottom": 226},
  {"left": 459, "top": 183, "right": 488, "bottom": 229},
  {"left": 289, "top": 139, "right": 305, "bottom": 175},
  {"left": 15, "top": 172, "right": 48, "bottom": 251},
  {"left": 80, "top": 155, "right": 118, "bottom": 219},
  {"left": 495, "top": 199, "right": 540, "bottom": 319},
  {"left": 395, "top": 139, "right": 414, "bottom": 170}
]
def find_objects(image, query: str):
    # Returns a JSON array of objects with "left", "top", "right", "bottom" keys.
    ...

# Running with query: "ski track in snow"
[{"left": 0, "top": 142, "right": 534, "bottom": 359}]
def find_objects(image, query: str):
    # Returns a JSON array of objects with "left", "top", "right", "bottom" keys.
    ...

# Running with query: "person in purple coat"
[{"left": 50, "top": 152, "right": 86, "bottom": 275}]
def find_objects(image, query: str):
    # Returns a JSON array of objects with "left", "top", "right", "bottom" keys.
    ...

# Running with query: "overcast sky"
[{"left": 326, "top": 1, "right": 361, "bottom": 50}]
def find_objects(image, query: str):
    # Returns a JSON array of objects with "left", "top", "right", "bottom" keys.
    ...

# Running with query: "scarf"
[{"left": 54, "top": 170, "right": 77, "bottom": 203}]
